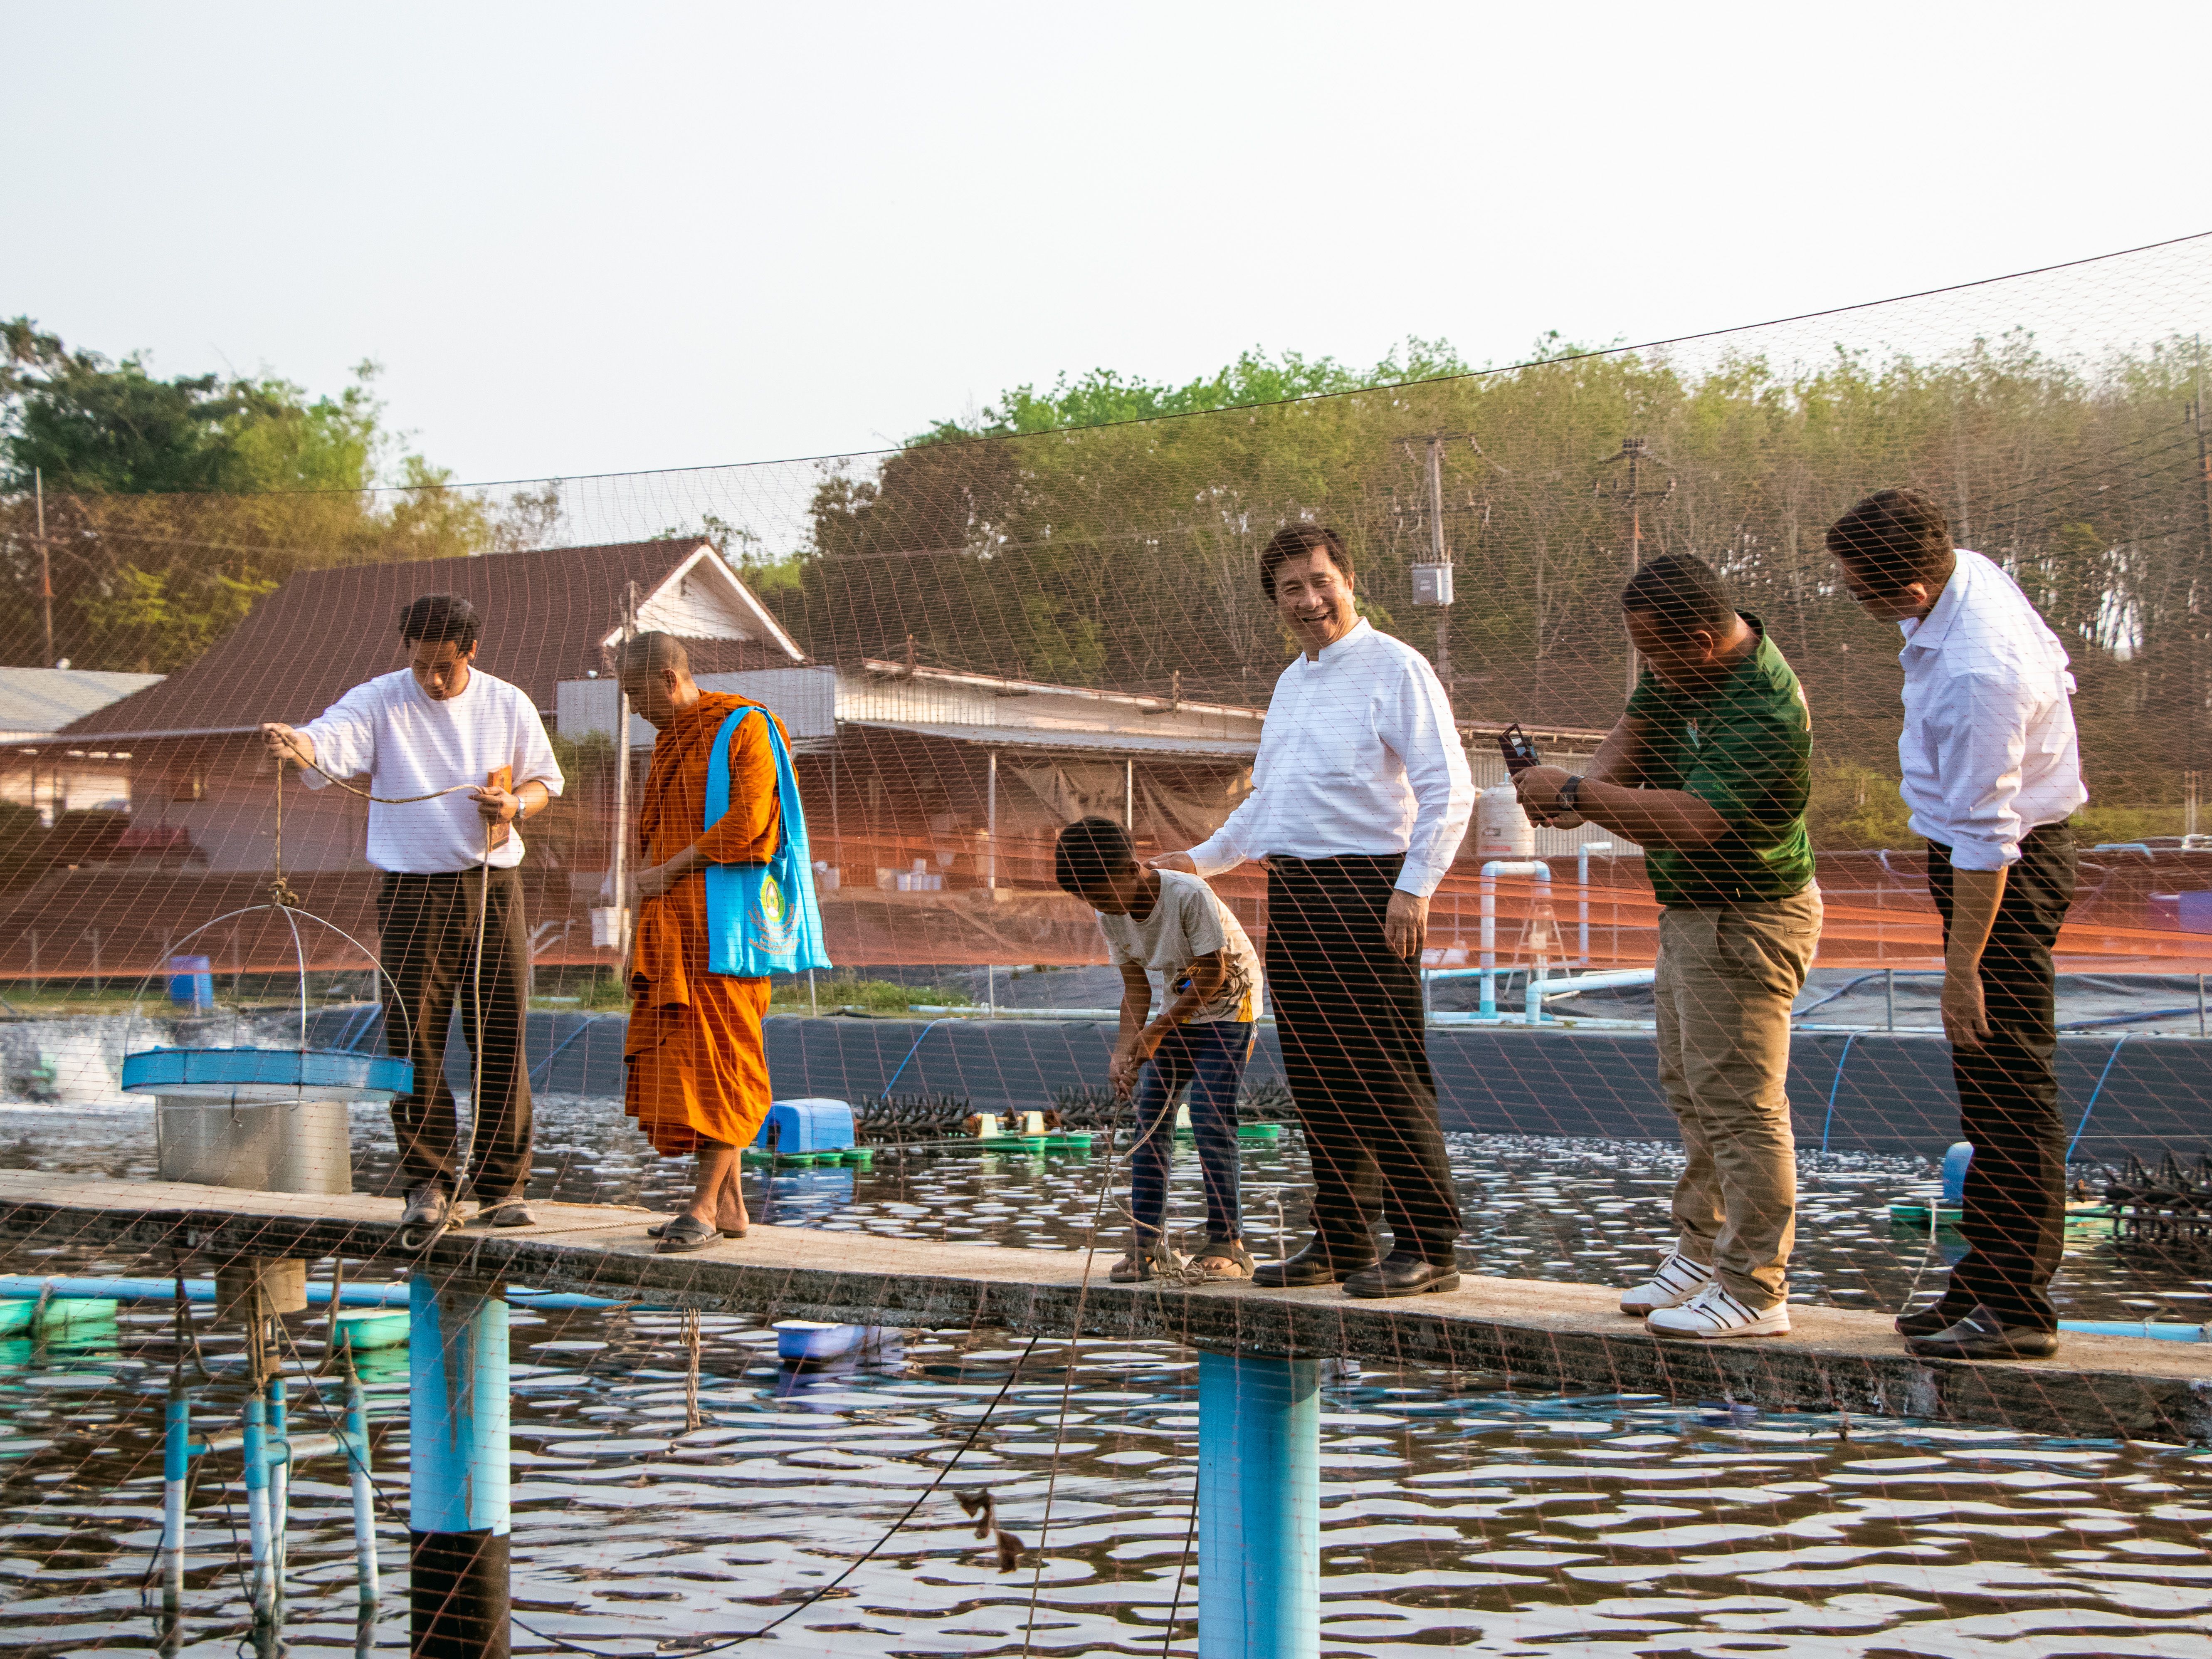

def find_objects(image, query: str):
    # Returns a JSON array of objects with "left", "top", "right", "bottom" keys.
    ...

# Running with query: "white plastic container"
[{"left": 1475, "top": 784, "right": 1535, "bottom": 861}]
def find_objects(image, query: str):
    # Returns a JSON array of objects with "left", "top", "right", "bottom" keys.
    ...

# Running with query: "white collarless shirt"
[
  {"left": 1188, "top": 618, "right": 1474, "bottom": 897},
  {"left": 1896, "top": 548, "right": 2086, "bottom": 871},
  {"left": 299, "top": 668, "right": 565, "bottom": 873}
]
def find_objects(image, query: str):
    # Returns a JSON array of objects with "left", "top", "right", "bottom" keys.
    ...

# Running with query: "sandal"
[
  {"left": 1190, "top": 1238, "right": 1255, "bottom": 1281},
  {"left": 1109, "top": 1236, "right": 1186, "bottom": 1283},
  {"left": 647, "top": 1216, "right": 747, "bottom": 1239},
  {"left": 654, "top": 1214, "right": 722, "bottom": 1254}
]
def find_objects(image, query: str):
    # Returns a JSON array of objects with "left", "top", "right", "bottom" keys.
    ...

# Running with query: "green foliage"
[
  {"left": 767, "top": 977, "right": 973, "bottom": 1010},
  {"left": 2069, "top": 805, "right": 2188, "bottom": 846},
  {"left": 780, "top": 326, "right": 2212, "bottom": 822},
  {"left": 920, "top": 338, "right": 1476, "bottom": 442},
  {"left": 1805, "top": 762, "right": 1918, "bottom": 850},
  {"left": 76, "top": 565, "right": 280, "bottom": 673},
  {"left": 1, "top": 318, "right": 564, "bottom": 671}
]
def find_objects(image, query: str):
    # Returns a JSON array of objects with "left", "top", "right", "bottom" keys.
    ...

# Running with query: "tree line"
[
  {"left": 0, "top": 318, "right": 558, "bottom": 671},
  {"left": 786, "top": 331, "right": 2212, "bottom": 820}
]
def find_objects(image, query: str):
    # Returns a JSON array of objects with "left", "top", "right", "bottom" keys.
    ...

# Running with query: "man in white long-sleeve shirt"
[
  {"left": 262, "top": 593, "right": 565, "bottom": 1237},
  {"left": 1155, "top": 524, "right": 1475, "bottom": 1297},
  {"left": 1829, "top": 490, "right": 2086, "bottom": 1361}
]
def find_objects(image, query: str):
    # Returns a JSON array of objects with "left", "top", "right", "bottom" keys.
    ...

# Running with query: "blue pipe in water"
[
  {"left": 1819, "top": 1033, "right": 1857, "bottom": 1154},
  {"left": 1198, "top": 1350, "right": 1318, "bottom": 1659},
  {"left": 267, "top": 1375, "right": 290, "bottom": 1615},
  {"left": 161, "top": 1379, "right": 191, "bottom": 1611},
  {"left": 0, "top": 1276, "right": 640, "bottom": 1312},
  {"left": 410, "top": 1272, "right": 511, "bottom": 1659},
  {"left": 242, "top": 1390, "right": 274, "bottom": 1621}
]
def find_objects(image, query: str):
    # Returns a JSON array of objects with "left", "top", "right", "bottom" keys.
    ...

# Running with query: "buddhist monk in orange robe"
[{"left": 617, "top": 632, "right": 785, "bottom": 1251}]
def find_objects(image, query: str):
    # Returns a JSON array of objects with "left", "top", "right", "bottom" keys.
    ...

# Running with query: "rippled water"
[
  {"left": 3, "top": 1100, "right": 2210, "bottom": 1654},
  {"left": 3, "top": 1306, "right": 2211, "bottom": 1657}
]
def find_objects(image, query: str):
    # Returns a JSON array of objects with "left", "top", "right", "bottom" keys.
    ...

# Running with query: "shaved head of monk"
[{"left": 619, "top": 632, "right": 699, "bottom": 729}]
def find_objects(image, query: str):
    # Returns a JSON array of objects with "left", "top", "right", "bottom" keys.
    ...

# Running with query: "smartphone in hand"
[{"left": 1498, "top": 723, "right": 1539, "bottom": 776}]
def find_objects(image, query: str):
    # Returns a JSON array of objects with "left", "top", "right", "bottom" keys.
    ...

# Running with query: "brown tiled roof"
[{"left": 57, "top": 539, "right": 800, "bottom": 739}]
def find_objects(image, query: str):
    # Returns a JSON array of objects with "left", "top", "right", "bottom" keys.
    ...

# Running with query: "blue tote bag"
[{"left": 702, "top": 704, "right": 832, "bottom": 977}]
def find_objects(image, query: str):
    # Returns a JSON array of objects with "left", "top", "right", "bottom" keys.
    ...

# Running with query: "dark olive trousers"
[
  {"left": 1266, "top": 853, "right": 1462, "bottom": 1265},
  {"left": 376, "top": 867, "right": 534, "bottom": 1203},
  {"left": 1926, "top": 824, "right": 2078, "bottom": 1332}
]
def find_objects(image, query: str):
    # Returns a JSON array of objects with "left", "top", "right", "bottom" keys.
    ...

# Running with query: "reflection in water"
[
  {"left": 0, "top": 1303, "right": 2208, "bottom": 1657},
  {"left": 2, "top": 1095, "right": 2209, "bottom": 1652}
]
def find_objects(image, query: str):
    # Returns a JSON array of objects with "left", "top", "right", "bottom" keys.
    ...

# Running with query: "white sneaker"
[
  {"left": 1619, "top": 1250, "right": 1715, "bottom": 1316},
  {"left": 1646, "top": 1282, "right": 1791, "bottom": 1339}
]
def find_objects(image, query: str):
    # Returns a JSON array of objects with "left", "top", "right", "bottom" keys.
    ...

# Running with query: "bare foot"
[{"left": 715, "top": 1186, "right": 750, "bottom": 1234}]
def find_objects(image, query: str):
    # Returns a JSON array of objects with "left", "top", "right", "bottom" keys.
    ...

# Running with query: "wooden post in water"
[
  {"left": 409, "top": 1271, "right": 511, "bottom": 1659},
  {"left": 1198, "top": 1350, "right": 1318, "bottom": 1659}
]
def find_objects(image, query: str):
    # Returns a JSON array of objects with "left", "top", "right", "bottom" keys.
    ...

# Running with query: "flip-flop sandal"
[
  {"left": 647, "top": 1217, "right": 748, "bottom": 1239},
  {"left": 654, "top": 1215, "right": 722, "bottom": 1254},
  {"left": 1190, "top": 1239, "right": 1256, "bottom": 1281}
]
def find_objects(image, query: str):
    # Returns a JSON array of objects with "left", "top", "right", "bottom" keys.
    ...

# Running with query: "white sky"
[{"left": 5, "top": 2, "right": 2210, "bottom": 488}]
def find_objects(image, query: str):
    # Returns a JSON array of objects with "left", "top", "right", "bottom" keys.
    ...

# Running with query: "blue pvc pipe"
[
  {"left": 1819, "top": 1033, "right": 1857, "bottom": 1154},
  {"left": 409, "top": 1274, "right": 511, "bottom": 1535},
  {"left": 409, "top": 1272, "right": 511, "bottom": 1656},
  {"left": 0, "top": 1276, "right": 638, "bottom": 1312},
  {"left": 1198, "top": 1351, "right": 1318, "bottom": 1659},
  {"left": 2065, "top": 1037, "right": 2127, "bottom": 1163},
  {"left": 1940, "top": 1142, "right": 1973, "bottom": 1206}
]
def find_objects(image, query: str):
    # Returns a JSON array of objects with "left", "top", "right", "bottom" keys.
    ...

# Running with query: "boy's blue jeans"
[{"left": 1128, "top": 1020, "right": 1251, "bottom": 1246}]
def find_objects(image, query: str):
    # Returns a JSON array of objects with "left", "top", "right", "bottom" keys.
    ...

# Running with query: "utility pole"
[
  {"left": 611, "top": 583, "right": 637, "bottom": 961},
  {"left": 34, "top": 467, "right": 52, "bottom": 668},
  {"left": 2190, "top": 336, "right": 2210, "bottom": 841},
  {"left": 1401, "top": 434, "right": 1469, "bottom": 700},
  {"left": 1597, "top": 436, "right": 1674, "bottom": 699}
]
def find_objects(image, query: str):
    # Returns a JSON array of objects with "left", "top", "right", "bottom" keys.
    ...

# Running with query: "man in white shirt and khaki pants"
[
  {"left": 263, "top": 593, "right": 565, "bottom": 1239},
  {"left": 1828, "top": 490, "right": 2086, "bottom": 1360},
  {"left": 1156, "top": 524, "right": 1475, "bottom": 1297}
]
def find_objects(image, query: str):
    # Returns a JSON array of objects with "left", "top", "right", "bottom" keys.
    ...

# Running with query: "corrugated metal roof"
[
  {"left": 843, "top": 719, "right": 1257, "bottom": 760},
  {"left": 0, "top": 669, "right": 165, "bottom": 742}
]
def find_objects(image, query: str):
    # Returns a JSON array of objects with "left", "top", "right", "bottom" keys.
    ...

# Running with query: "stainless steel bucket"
[{"left": 154, "top": 1095, "right": 353, "bottom": 1195}]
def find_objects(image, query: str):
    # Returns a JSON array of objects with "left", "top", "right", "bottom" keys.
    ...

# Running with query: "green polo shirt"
[{"left": 1622, "top": 614, "right": 1814, "bottom": 909}]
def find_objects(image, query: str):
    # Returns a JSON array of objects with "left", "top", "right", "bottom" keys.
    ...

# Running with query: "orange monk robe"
[{"left": 623, "top": 692, "right": 786, "bottom": 1158}]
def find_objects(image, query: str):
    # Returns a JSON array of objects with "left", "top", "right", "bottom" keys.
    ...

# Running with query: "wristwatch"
[{"left": 1558, "top": 775, "right": 1584, "bottom": 816}]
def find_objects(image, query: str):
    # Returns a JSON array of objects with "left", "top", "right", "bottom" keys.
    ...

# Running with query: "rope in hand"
[{"left": 271, "top": 738, "right": 502, "bottom": 1233}]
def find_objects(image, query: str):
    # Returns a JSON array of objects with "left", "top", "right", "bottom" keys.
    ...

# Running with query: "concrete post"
[
  {"left": 1197, "top": 1350, "right": 1318, "bottom": 1659},
  {"left": 409, "top": 1272, "right": 511, "bottom": 1659}
]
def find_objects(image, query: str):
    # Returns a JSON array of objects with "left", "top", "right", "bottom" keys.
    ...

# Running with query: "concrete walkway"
[{"left": 3, "top": 1169, "right": 2205, "bottom": 1444}]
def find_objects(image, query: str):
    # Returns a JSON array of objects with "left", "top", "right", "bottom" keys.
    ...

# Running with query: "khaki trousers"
[{"left": 1653, "top": 887, "right": 1821, "bottom": 1307}]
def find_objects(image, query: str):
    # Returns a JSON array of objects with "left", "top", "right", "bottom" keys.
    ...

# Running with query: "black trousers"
[
  {"left": 1266, "top": 854, "right": 1462, "bottom": 1263},
  {"left": 376, "top": 867, "right": 535, "bottom": 1202},
  {"left": 1926, "top": 824, "right": 2077, "bottom": 1331}
]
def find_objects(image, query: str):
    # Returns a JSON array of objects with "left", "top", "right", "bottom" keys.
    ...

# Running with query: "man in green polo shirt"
[{"left": 1514, "top": 553, "right": 1820, "bottom": 1340}]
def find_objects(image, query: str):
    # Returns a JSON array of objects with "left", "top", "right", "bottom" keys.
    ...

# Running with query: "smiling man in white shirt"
[
  {"left": 262, "top": 593, "right": 564, "bottom": 1240},
  {"left": 1154, "top": 523, "right": 1474, "bottom": 1297},
  {"left": 1828, "top": 489, "right": 2086, "bottom": 1361}
]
